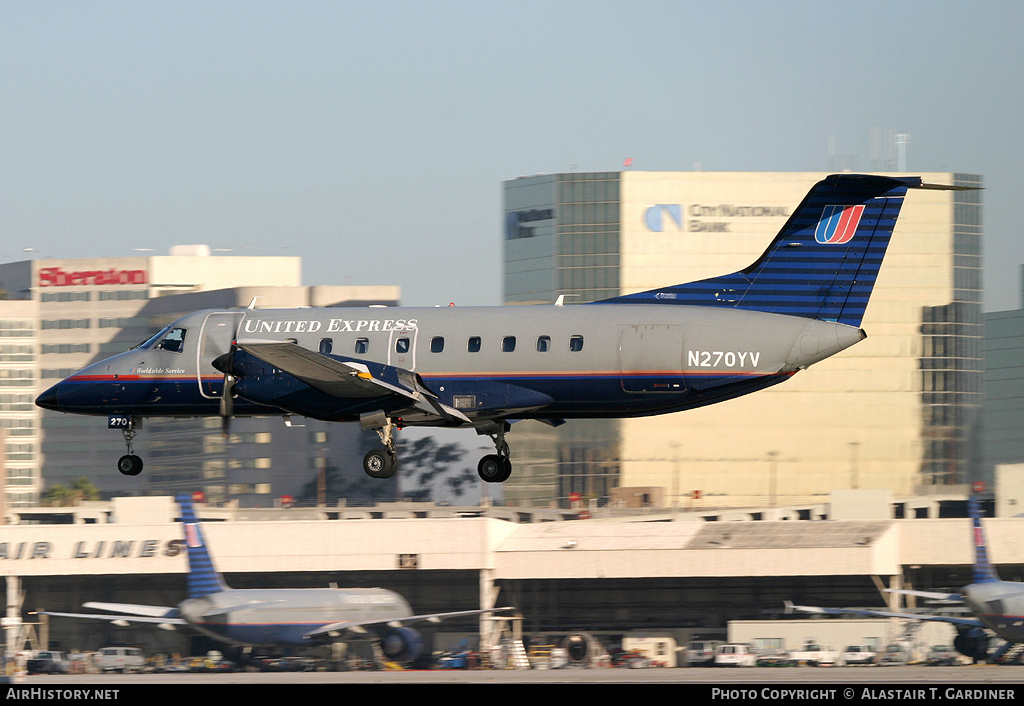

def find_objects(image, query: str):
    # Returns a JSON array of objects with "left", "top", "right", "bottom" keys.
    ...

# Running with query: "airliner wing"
[
  {"left": 232, "top": 340, "right": 472, "bottom": 424},
  {"left": 885, "top": 588, "right": 965, "bottom": 602},
  {"left": 43, "top": 602, "right": 185, "bottom": 626},
  {"left": 784, "top": 601, "right": 983, "bottom": 628},
  {"left": 302, "top": 606, "right": 516, "bottom": 640}
]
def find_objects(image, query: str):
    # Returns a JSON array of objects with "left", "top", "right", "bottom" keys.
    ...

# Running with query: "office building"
[{"left": 503, "top": 171, "right": 983, "bottom": 508}]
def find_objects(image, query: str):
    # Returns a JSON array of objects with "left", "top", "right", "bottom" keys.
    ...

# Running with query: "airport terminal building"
[
  {"left": 1, "top": 492, "right": 1018, "bottom": 662},
  {"left": 503, "top": 171, "right": 984, "bottom": 510}
]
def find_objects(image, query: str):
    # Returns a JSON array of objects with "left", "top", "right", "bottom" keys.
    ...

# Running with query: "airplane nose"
[{"left": 36, "top": 383, "right": 62, "bottom": 411}]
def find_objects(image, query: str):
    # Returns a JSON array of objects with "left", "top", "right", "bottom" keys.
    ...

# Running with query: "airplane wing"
[
  {"left": 231, "top": 340, "right": 472, "bottom": 425},
  {"left": 82, "top": 601, "right": 179, "bottom": 618},
  {"left": 43, "top": 601, "right": 185, "bottom": 627},
  {"left": 885, "top": 588, "right": 965, "bottom": 603},
  {"left": 40, "top": 606, "right": 188, "bottom": 627},
  {"left": 784, "top": 601, "right": 983, "bottom": 628},
  {"left": 301, "top": 606, "right": 517, "bottom": 640}
]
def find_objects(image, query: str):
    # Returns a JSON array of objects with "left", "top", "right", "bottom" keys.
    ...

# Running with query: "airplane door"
[
  {"left": 618, "top": 324, "right": 686, "bottom": 393},
  {"left": 388, "top": 324, "right": 418, "bottom": 370},
  {"left": 198, "top": 312, "right": 245, "bottom": 398}
]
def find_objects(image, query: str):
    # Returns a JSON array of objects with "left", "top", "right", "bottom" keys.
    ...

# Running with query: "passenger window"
[
  {"left": 396, "top": 337, "right": 410, "bottom": 354},
  {"left": 502, "top": 336, "right": 516, "bottom": 352},
  {"left": 158, "top": 328, "right": 186, "bottom": 353},
  {"left": 319, "top": 338, "right": 333, "bottom": 355},
  {"left": 354, "top": 338, "right": 369, "bottom": 354},
  {"left": 537, "top": 335, "right": 551, "bottom": 352},
  {"left": 569, "top": 335, "right": 584, "bottom": 352},
  {"left": 430, "top": 336, "right": 444, "bottom": 353},
  {"left": 468, "top": 336, "right": 481, "bottom": 353}
]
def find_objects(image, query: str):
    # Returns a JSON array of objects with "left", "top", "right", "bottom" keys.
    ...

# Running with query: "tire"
[
  {"left": 117, "top": 454, "right": 143, "bottom": 476},
  {"left": 362, "top": 449, "right": 397, "bottom": 479},
  {"left": 478, "top": 455, "right": 512, "bottom": 483}
]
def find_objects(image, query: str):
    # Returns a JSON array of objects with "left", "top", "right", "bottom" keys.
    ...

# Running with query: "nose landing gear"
[{"left": 116, "top": 417, "right": 144, "bottom": 476}]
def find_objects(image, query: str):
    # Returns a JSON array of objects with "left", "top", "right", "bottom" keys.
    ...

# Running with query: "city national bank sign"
[
  {"left": 504, "top": 203, "right": 791, "bottom": 239},
  {"left": 38, "top": 266, "right": 147, "bottom": 287},
  {"left": 643, "top": 203, "right": 791, "bottom": 232}
]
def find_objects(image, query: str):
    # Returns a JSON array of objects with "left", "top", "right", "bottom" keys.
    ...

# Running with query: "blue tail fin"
[
  {"left": 597, "top": 174, "right": 958, "bottom": 327},
  {"left": 177, "top": 494, "right": 229, "bottom": 598},
  {"left": 969, "top": 495, "right": 1000, "bottom": 584}
]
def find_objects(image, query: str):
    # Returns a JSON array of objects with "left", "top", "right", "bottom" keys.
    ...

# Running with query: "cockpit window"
[
  {"left": 132, "top": 326, "right": 172, "bottom": 350},
  {"left": 157, "top": 327, "right": 187, "bottom": 353}
]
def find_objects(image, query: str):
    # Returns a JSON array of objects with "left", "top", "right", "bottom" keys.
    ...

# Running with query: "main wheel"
[
  {"left": 477, "top": 454, "right": 512, "bottom": 483},
  {"left": 363, "top": 448, "right": 397, "bottom": 479},
  {"left": 117, "top": 454, "right": 143, "bottom": 476}
]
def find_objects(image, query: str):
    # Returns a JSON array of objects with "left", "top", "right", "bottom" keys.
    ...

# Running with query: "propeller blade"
[{"left": 220, "top": 374, "right": 235, "bottom": 437}]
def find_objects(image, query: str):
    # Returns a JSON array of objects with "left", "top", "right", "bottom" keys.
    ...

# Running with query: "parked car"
[
  {"left": 875, "top": 644, "right": 912, "bottom": 666},
  {"left": 790, "top": 642, "right": 838, "bottom": 666},
  {"left": 842, "top": 644, "right": 878, "bottom": 665},
  {"left": 27, "top": 651, "right": 69, "bottom": 674},
  {"left": 713, "top": 643, "right": 758, "bottom": 667},
  {"left": 97, "top": 646, "right": 145, "bottom": 673},
  {"left": 684, "top": 640, "right": 723, "bottom": 666},
  {"left": 756, "top": 649, "right": 795, "bottom": 667},
  {"left": 926, "top": 644, "right": 967, "bottom": 666}
]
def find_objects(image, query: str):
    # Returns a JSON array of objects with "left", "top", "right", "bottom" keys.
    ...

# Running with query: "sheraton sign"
[{"left": 38, "top": 266, "right": 147, "bottom": 287}]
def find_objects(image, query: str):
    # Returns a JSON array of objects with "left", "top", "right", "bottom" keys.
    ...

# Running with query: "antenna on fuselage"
[{"left": 247, "top": 297, "right": 259, "bottom": 309}]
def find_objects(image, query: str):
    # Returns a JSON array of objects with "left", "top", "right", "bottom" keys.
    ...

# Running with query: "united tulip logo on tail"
[{"left": 815, "top": 204, "right": 865, "bottom": 244}]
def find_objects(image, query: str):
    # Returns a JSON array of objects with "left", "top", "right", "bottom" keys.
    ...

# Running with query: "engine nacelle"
[
  {"left": 380, "top": 627, "right": 424, "bottom": 663},
  {"left": 954, "top": 627, "right": 990, "bottom": 663}
]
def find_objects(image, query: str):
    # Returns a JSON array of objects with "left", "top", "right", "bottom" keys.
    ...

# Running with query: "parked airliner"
[
  {"left": 36, "top": 174, "right": 968, "bottom": 482},
  {"left": 787, "top": 497, "right": 1022, "bottom": 664},
  {"left": 44, "top": 495, "right": 513, "bottom": 663}
]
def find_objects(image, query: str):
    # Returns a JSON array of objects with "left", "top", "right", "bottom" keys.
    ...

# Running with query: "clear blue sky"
[{"left": 3, "top": 1, "right": 1022, "bottom": 309}]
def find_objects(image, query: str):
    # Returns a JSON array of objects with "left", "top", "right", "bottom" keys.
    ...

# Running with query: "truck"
[
  {"left": 790, "top": 641, "right": 838, "bottom": 666},
  {"left": 97, "top": 646, "right": 145, "bottom": 673},
  {"left": 26, "top": 651, "right": 69, "bottom": 674},
  {"left": 713, "top": 643, "right": 758, "bottom": 667}
]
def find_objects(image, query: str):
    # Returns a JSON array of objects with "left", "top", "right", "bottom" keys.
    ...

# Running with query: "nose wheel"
[
  {"left": 116, "top": 417, "right": 144, "bottom": 476},
  {"left": 118, "top": 454, "right": 144, "bottom": 476}
]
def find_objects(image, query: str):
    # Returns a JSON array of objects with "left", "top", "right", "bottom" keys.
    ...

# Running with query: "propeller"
[
  {"left": 220, "top": 373, "right": 236, "bottom": 437},
  {"left": 211, "top": 348, "right": 237, "bottom": 437}
]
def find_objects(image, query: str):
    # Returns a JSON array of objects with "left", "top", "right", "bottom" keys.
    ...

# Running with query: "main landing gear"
[
  {"left": 359, "top": 415, "right": 515, "bottom": 484},
  {"left": 117, "top": 417, "right": 143, "bottom": 476},
  {"left": 360, "top": 412, "right": 398, "bottom": 480},
  {"left": 477, "top": 422, "right": 512, "bottom": 483}
]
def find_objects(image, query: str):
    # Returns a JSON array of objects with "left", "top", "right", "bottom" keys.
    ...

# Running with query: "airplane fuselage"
[
  {"left": 38, "top": 303, "right": 865, "bottom": 424},
  {"left": 964, "top": 582, "right": 1024, "bottom": 643},
  {"left": 177, "top": 586, "right": 413, "bottom": 647}
]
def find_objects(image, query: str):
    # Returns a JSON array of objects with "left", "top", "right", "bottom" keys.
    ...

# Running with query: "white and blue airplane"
[
  {"left": 787, "top": 497, "right": 1022, "bottom": 664},
  {"left": 44, "top": 495, "right": 513, "bottom": 661},
  {"left": 36, "top": 174, "right": 968, "bottom": 482}
]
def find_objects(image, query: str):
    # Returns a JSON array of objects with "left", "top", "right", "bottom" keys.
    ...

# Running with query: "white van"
[{"left": 98, "top": 646, "right": 145, "bottom": 673}]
